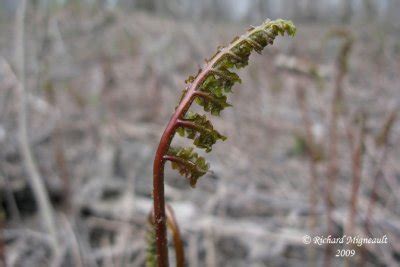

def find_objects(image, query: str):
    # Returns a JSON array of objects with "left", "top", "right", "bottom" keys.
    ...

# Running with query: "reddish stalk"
[
  {"left": 152, "top": 29, "right": 269, "bottom": 267},
  {"left": 45, "top": 82, "right": 71, "bottom": 212},
  {"left": 165, "top": 205, "right": 185, "bottom": 267},
  {"left": 323, "top": 29, "right": 353, "bottom": 267},
  {"left": 151, "top": 20, "right": 296, "bottom": 266},
  {"left": 344, "top": 114, "right": 365, "bottom": 267},
  {"left": 323, "top": 61, "right": 341, "bottom": 267},
  {"left": 296, "top": 87, "right": 319, "bottom": 266}
]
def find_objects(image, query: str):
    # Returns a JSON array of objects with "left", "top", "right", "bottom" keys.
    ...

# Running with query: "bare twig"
[
  {"left": 44, "top": 81, "right": 71, "bottom": 212},
  {"left": 14, "top": 0, "right": 59, "bottom": 255},
  {"left": 165, "top": 205, "right": 185, "bottom": 267},
  {"left": 296, "top": 87, "right": 319, "bottom": 267},
  {"left": 324, "top": 28, "right": 353, "bottom": 267},
  {"left": 344, "top": 112, "right": 366, "bottom": 267},
  {"left": 60, "top": 215, "right": 84, "bottom": 267},
  {"left": 0, "top": 168, "right": 22, "bottom": 224},
  {"left": 0, "top": 207, "right": 5, "bottom": 266},
  {"left": 346, "top": 113, "right": 366, "bottom": 235},
  {"left": 204, "top": 226, "right": 217, "bottom": 267},
  {"left": 363, "top": 110, "right": 397, "bottom": 262},
  {"left": 188, "top": 234, "right": 199, "bottom": 267},
  {"left": 365, "top": 109, "right": 397, "bottom": 232}
]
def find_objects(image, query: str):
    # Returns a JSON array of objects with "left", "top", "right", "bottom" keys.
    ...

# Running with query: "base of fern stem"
[
  {"left": 153, "top": 172, "right": 169, "bottom": 267},
  {"left": 153, "top": 150, "right": 170, "bottom": 266}
]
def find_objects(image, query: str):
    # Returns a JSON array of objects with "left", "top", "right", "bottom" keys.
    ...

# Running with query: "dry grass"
[{"left": 0, "top": 6, "right": 399, "bottom": 266}]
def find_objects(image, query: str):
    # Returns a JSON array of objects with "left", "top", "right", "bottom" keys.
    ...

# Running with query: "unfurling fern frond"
[
  {"left": 152, "top": 19, "right": 296, "bottom": 266},
  {"left": 165, "top": 19, "right": 296, "bottom": 185}
]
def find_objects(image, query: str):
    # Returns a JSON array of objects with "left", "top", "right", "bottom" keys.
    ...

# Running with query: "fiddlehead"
[{"left": 152, "top": 19, "right": 296, "bottom": 267}]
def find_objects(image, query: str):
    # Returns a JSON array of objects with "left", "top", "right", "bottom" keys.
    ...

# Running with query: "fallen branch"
[{"left": 13, "top": 0, "right": 59, "bottom": 256}]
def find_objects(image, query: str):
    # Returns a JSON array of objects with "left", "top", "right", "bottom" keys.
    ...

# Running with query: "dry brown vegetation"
[{"left": 1, "top": 4, "right": 400, "bottom": 267}]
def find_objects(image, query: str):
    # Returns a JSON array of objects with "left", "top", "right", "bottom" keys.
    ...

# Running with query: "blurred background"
[{"left": 1, "top": 0, "right": 400, "bottom": 266}]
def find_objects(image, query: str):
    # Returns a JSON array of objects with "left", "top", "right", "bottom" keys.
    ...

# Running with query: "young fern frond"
[
  {"left": 169, "top": 19, "right": 296, "bottom": 182},
  {"left": 152, "top": 19, "right": 296, "bottom": 267}
]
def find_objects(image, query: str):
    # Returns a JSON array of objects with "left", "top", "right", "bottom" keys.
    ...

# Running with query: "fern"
[
  {"left": 151, "top": 19, "right": 296, "bottom": 267},
  {"left": 169, "top": 19, "right": 296, "bottom": 185}
]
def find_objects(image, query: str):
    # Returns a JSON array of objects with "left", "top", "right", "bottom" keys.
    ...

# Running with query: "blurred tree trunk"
[
  {"left": 341, "top": 0, "right": 352, "bottom": 23},
  {"left": 217, "top": 0, "right": 253, "bottom": 21},
  {"left": 363, "top": 0, "right": 376, "bottom": 20},
  {"left": 387, "top": 0, "right": 400, "bottom": 25},
  {"left": 2, "top": 0, "right": 19, "bottom": 13},
  {"left": 304, "top": 0, "right": 317, "bottom": 22},
  {"left": 119, "top": 0, "right": 137, "bottom": 9},
  {"left": 0, "top": 208, "right": 4, "bottom": 266}
]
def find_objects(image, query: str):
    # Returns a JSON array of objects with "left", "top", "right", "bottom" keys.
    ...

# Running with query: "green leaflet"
[
  {"left": 177, "top": 112, "right": 227, "bottom": 152},
  {"left": 269, "top": 19, "right": 296, "bottom": 36},
  {"left": 195, "top": 93, "right": 231, "bottom": 116},
  {"left": 167, "top": 147, "right": 209, "bottom": 187},
  {"left": 145, "top": 224, "right": 157, "bottom": 267},
  {"left": 201, "top": 71, "right": 239, "bottom": 95}
]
